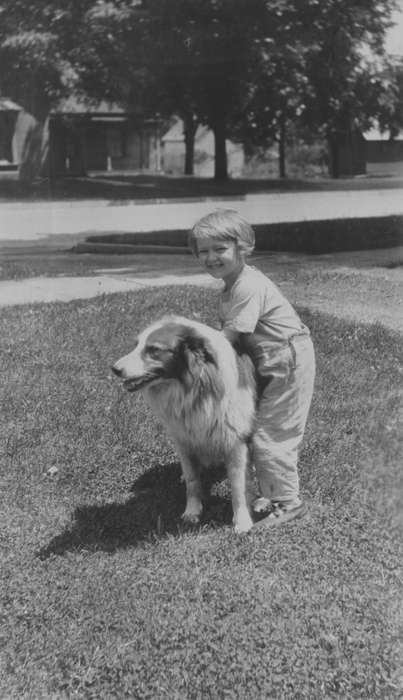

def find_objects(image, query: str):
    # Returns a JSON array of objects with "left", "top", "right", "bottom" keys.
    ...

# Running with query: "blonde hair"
[{"left": 188, "top": 209, "right": 255, "bottom": 256}]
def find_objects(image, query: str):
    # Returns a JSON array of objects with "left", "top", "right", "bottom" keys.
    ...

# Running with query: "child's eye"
[{"left": 197, "top": 245, "right": 228, "bottom": 255}]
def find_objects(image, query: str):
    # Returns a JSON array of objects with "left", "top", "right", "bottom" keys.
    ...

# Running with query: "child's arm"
[
  {"left": 222, "top": 327, "right": 240, "bottom": 345},
  {"left": 222, "top": 329, "right": 255, "bottom": 361}
]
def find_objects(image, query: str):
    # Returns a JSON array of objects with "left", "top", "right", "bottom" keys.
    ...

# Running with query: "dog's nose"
[{"left": 111, "top": 365, "right": 122, "bottom": 377}]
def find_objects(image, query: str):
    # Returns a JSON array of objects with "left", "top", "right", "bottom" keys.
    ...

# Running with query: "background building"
[
  {"left": 162, "top": 119, "right": 244, "bottom": 178},
  {"left": 364, "top": 127, "right": 403, "bottom": 176}
]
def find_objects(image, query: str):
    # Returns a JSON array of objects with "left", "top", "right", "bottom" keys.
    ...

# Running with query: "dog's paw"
[
  {"left": 233, "top": 512, "right": 253, "bottom": 534},
  {"left": 181, "top": 511, "right": 201, "bottom": 526}
]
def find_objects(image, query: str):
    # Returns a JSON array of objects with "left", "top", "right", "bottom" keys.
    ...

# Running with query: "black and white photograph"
[{"left": 1, "top": 1, "right": 402, "bottom": 697}]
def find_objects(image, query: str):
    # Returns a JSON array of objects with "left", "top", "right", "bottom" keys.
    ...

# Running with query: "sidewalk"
[
  {"left": 0, "top": 272, "right": 215, "bottom": 306},
  {"left": 1, "top": 187, "right": 403, "bottom": 244}
]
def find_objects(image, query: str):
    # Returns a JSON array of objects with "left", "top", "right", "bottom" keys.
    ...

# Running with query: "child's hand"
[{"left": 223, "top": 328, "right": 240, "bottom": 345}]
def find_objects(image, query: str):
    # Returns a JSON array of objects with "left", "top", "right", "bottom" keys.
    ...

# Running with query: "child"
[{"left": 188, "top": 209, "right": 315, "bottom": 526}]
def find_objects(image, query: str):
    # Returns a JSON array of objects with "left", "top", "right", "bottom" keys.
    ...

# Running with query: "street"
[{"left": 1, "top": 186, "right": 403, "bottom": 245}]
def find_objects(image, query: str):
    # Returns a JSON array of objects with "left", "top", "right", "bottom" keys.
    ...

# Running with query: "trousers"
[{"left": 252, "top": 335, "right": 315, "bottom": 503}]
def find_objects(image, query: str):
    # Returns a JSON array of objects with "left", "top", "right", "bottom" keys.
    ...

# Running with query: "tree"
[
  {"left": 0, "top": 1, "right": 81, "bottom": 181},
  {"left": 234, "top": 3, "right": 312, "bottom": 178},
  {"left": 235, "top": 0, "right": 398, "bottom": 178},
  {"left": 374, "top": 58, "right": 403, "bottom": 137},
  {"left": 1, "top": 0, "right": 398, "bottom": 183},
  {"left": 63, "top": 0, "right": 270, "bottom": 181},
  {"left": 300, "top": 0, "right": 397, "bottom": 177},
  {"left": 47, "top": 1, "right": 201, "bottom": 175}
]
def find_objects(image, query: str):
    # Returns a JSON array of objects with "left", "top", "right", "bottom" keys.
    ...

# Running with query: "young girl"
[{"left": 188, "top": 209, "right": 315, "bottom": 526}]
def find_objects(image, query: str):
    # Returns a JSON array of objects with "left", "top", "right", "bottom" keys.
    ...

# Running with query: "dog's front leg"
[
  {"left": 177, "top": 451, "right": 203, "bottom": 525},
  {"left": 226, "top": 441, "right": 254, "bottom": 534}
]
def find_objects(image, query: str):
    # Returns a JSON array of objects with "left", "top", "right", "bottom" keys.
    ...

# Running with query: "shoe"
[
  {"left": 253, "top": 499, "right": 307, "bottom": 529},
  {"left": 252, "top": 496, "right": 272, "bottom": 516}
]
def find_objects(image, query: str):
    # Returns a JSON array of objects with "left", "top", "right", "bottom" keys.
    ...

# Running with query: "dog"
[{"left": 112, "top": 315, "right": 256, "bottom": 533}]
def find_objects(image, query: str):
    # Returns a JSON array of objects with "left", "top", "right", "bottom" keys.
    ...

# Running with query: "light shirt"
[{"left": 219, "top": 264, "right": 309, "bottom": 374}]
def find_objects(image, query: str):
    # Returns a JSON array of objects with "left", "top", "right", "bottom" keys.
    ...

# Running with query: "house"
[
  {"left": 316, "top": 126, "right": 403, "bottom": 179},
  {"left": 363, "top": 127, "right": 403, "bottom": 176},
  {"left": 161, "top": 119, "right": 244, "bottom": 177},
  {"left": 0, "top": 97, "right": 23, "bottom": 170},
  {"left": 330, "top": 128, "right": 367, "bottom": 177},
  {"left": 47, "top": 97, "right": 164, "bottom": 176},
  {"left": 0, "top": 96, "right": 164, "bottom": 178}
]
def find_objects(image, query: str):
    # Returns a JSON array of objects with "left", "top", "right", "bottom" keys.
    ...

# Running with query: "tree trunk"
[
  {"left": 278, "top": 113, "right": 286, "bottom": 178},
  {"left": 212, "top": 115, "right": 228, "bottom": 181},
  {"left": 183, "top": 112, "right": 197, "bottom": 176},
  {"left": 18, "top": 118, "right": 50, "bottom": 185},
  {"left": 327, "top": 134, "right": 340, "bottom": 178}
]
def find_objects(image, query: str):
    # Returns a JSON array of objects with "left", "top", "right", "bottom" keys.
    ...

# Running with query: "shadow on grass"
[
  {"left": 37, "top": 462, "right": 233, "bottom": 559},
  {"left": 82, "top": 215, "right": 403, "bottom": 254},
  {"left": 0, "top": 173, "right": 316, "bottom": 203}
]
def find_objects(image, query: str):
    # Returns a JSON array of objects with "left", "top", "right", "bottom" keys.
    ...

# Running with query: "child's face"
[{"left": 195, "top": 237, "right": 244, "bottom": 283}]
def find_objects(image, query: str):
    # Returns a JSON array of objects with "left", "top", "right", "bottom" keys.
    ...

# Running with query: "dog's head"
[{"left": 112, "top": 318, "right": 220, "bottom": 394}]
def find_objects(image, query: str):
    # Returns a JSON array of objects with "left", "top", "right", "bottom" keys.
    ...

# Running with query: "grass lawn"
[
  {"left": 1, "top": 286, "right": 402, "bottom": 698},
  {"left": 0, "top": 248, "right": 196, "bottom": 282}
]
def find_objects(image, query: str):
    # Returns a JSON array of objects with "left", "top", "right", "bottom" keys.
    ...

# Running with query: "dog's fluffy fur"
[{"left": 112, "top": 315, "right": 256, "bottom": 533}]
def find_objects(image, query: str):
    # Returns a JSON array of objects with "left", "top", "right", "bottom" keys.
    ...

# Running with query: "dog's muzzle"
[{"left": 111, "top": 365, "right": 159, "bottom": 392}]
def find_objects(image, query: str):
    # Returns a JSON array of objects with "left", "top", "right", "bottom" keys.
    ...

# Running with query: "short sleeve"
[{"left": 221, "top": 280, "right": 262, "bottom": 333}]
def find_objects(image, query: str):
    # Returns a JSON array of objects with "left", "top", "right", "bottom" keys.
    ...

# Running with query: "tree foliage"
[
  {"left": 0, "top": 0, "right": 400, "bottom": 180},
  {"left": 0, "top": 1, "right": 79, "bottom": 118},
  {"left": 374, "top": 57, "right": 403, "bottom": 137},
  {"left": 238, "top": 0, "right": 398, "bottom": 177},
  {"left": 66, "top": 0, "right": 271, "bottom": 179},
  {"left": 300, "top": 0, "right": 398, "bottom": 175}
]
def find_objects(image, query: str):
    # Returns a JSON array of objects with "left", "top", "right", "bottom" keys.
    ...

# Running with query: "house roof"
[
  {"left": 50, "top": 96, "right": 163, "bottom": 123},
  {"left": 0, "top": 97, "right": 22, "bottom": 111},
  {"left": 161, "top": 119, "right": 185, "bottom": 142},
  {"left": 51, "top": 96, "right": 127, "bottom": 115},
  {"left": 162, "top": 119, "right": 210, "bottom": 144},
  {"left": 364, "top": 127, "right": 403, "bottom": 142}
]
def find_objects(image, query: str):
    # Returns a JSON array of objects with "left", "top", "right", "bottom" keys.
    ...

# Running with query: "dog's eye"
[
  {"left": 146, "top": 344, "right": 162, "bottom": 357},
  {"left": 146, "top": 344, "right": 174, "bottom": 359}
]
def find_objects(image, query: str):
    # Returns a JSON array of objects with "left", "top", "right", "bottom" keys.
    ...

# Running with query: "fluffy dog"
[{"left": 112, "top": 315, "right": 256, "bottom": 533}]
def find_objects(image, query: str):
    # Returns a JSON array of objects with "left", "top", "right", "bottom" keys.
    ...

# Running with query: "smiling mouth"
[{"left": 123, "top": 374, "right": 158, "bottom": 392}]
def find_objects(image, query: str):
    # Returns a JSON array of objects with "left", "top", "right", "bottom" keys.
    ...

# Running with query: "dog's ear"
[
  {"left": 180, "top": 330, "right": 225, "bottom": 400},
  {"left": 181, "top": 330, "right": 217, "bottom": 370}
]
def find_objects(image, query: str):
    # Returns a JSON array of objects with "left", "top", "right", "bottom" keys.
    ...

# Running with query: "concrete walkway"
[
  {"left": 1, "top": 187, "right": 403, "bottom": 243},
  {"left": 0, "top": 272, "right": 215, "bottom": 306}
]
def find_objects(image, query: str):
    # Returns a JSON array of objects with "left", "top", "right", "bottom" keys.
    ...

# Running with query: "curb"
[{"left": 0, "top": 194, "right": 248, "bottom": 211}]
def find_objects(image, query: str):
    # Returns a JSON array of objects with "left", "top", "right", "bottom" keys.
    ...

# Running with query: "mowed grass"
[{"left": 1, "top": 287, "right": 402, "bottom": 699}]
